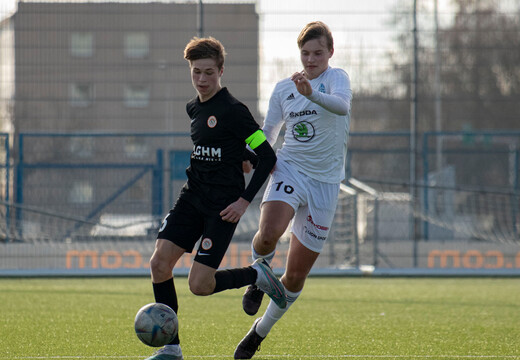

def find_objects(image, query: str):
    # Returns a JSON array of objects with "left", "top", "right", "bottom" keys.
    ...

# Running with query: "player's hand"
[
  {"left": 242, "top": 160, "right": 253, "bottom": 174},
  {"left": 220, "top": 197, "right": 250, "bottom": 223},
  {"left": 291, "top": 71, "right": 312, "bottom": 96}
]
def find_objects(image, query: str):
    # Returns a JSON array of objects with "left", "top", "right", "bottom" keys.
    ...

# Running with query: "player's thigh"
[
  {"left": 192, "top": 214, "right": 237, "bottom": 269},
  {"left": 150, "top": 239, "right": 186, "bottom": 282},
  {"left": 258, "top": 201, "right": 295, "bottom": 240},
  {"left": 157, "top": 198, "right": 205, "bottom": 253}
]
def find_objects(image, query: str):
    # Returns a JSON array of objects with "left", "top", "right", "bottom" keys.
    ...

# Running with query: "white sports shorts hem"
[{"left": 262, "top": 160, "right": 340, "bottom": 253}]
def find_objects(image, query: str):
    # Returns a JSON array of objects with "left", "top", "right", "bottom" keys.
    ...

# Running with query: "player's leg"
[
  {"left": 235, "top": 180, "right": 339, "bottom": 359},
  {"left": 146, "top": 240, "right": 186, "bottom": 360},
  {"left": 243, "top": 160, "right": 301, "bottom": 316},
  {"left": 253, "top": 200, "right": 295, "bottom": 256},
  {"left": 186, "top": 212, "right": 286, "bottom": 308},
  {"left": 146, "top": 200, "right": 204, "bottom": 360},
  {"left": 242, "top": 201, "right": 294, "bottom": 315},
  {"left": 234, "top": 234, "right": 317, "bottom": 359},
  {"left": 255, "top": 233, "right": 319, "bottom": 332}
]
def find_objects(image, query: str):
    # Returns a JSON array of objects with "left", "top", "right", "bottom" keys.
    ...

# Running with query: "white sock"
[
  {"left": 255, "top": 286, "right": 301, "bottom": 338},
  {"left": 251, "top": 243, "right": 275, "bottom": 264}
]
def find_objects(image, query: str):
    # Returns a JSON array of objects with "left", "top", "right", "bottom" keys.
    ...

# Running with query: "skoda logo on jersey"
[
  {"left": 289, "top": 110, "right": 318, "bottom": 118},
  {"left": 292, "top": 121, "right": 315, "bottom": 142},
  {"left": 207, "top": 115, "right": 217, "bottom": 128},
  {"left": 319, "top": 83, "right": 326, "bottom": 93}
]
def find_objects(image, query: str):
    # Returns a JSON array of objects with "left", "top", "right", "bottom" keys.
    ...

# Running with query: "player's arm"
[
  {"left": 220, "top": 130, "right": 276, "bottom": 223},
  {"left": 262, "top": 84, "right": 285, "bottom": 146},
  {"left": 292, "top": 69, "right": 352, "bottom": 115},
  {"left": 241, "top": 130, "right": 276, "bottom": 202},
  {"left": 242, "top": 147, "right": 258, "bottom": 174},
  {"left": 306, "top": 86, "right": 351, "bottom": 115}
]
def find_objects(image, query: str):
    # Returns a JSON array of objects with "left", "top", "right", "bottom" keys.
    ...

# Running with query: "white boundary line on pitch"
[{"left": 2, "top": 355, "right": 520, "bottom": 359}]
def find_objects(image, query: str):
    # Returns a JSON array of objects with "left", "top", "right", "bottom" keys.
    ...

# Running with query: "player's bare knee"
[
  {"left": 150, "top": 255, "right": 170, "bottom": 280},
  {"left": 283, "top": 271, "right": 307, "bottom": 290},
  {"left": 257, "top": 227, "right": 283, "bottom": 247},
  {"left": 188, "top": 278, "right": 212, "bottom": 296}
]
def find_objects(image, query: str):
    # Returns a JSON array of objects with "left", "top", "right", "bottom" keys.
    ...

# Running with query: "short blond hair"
[{"left": 297, "top": 21, "right": 334, "bottom": 51}]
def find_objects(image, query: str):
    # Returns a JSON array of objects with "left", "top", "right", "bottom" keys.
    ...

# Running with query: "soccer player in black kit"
[{"left": 144, "top": 37, "right": 286, "bottom": 360}]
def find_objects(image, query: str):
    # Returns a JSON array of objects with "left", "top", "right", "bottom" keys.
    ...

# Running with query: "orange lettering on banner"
[
  {"left": 240, "top": 250, "right": 251, "bottom": 267},
  {"left": 64, "top": 247, "right": 288, "bottom": 271},
  {"left": 428, "top": 250, "right": 520, "bottom": 269},
  {"left": 484, "top": 251, "right": 503, "bottom": 269},
  {"left": 270, "top": 251, "right": 286, "bottom": 269},
  {"left": 220, "top": 250, "right": 229, "bottom": 268},
  {"left": 100, "top": 251, "right": 122, "bottom": 269},
  {"left": 66, "top": 250, "right": 99, "bottom": 269},
  {"left": 427, "top": 250, "right": 461, "bottom": 268},
  {"left": 123, "top": 250, "right": 142, "bottom": 268},
  {"left": 462, "top": 250, "right": 483, "bottom": 268}
]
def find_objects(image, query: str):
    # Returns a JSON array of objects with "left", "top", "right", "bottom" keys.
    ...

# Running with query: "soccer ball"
[{"left": 134, "top": 303, "right": 178, "bottom": 347}]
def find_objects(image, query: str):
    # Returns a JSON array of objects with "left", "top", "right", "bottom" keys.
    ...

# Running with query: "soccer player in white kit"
[{"left": 234, "top": 21, "right": 353, "bottom": 359}]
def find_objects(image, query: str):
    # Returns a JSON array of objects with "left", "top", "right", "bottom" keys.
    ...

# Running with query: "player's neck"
[{"left": 198, "top": 86, "right": 222, "bottom": 103}]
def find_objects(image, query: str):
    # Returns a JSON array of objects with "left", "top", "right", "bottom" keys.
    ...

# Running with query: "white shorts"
[{"left": 262, "top": 160, "right": 340, "bottom": 253}]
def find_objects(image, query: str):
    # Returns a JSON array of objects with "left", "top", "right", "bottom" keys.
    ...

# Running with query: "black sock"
[
  {"left": 212, "top": 266, "right": 257, "bottom": 294},
  {"left": 153, "top": 278, "right": 180, "bottom": 345}
]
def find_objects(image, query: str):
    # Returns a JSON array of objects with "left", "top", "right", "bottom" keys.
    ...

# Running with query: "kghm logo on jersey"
[
  {"left": 292, "top": 121, "right": 315, "bottom": 142},
  {"left": 192, "top": 145, "right": 222, "bottom": 162},
  {"left": 319, "top": 83, "right": 326, "bottom": 93},
  {"left": 207, "top": 115, "right": 217, "bottom": 128}
]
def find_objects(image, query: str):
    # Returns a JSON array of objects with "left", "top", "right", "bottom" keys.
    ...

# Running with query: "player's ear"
[
  {"left": 219, "top": 66, "right": 224, "bottom": 77},
  {"left": 329, "top": 47, "right": 334, "bottom": 58}
]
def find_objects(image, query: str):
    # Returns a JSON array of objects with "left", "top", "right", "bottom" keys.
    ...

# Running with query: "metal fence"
[
  {"left": 1, "top": 0, "right": 519, "bottom": 276},
  {"left": 1, "top": 131, "right": 519, "bottom": 276}
]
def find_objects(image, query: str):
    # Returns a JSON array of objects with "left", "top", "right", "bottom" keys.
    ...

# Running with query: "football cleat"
[
  {"left": 242, "top": 284, "right": 265, "bottom": 316},
  {"left": 144, "top": 345, "right": 183, "bottom": 360},
  {"left": 251, "top": 258, "right": 286, "bottom": 309},
  {"left": 234, "top": 318, "right": 265, "bottom": 359}
]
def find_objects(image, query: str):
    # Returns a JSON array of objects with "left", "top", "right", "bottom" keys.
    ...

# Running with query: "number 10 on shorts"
[{"left": 275, "top": 181, "right": 294, "bottom": 194}]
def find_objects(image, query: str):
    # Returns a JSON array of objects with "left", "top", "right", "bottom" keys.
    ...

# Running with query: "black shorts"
[{"left": 157, "top": 197, "right": 238, "bottom": 269}]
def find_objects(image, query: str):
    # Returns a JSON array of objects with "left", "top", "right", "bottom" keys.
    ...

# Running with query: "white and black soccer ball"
[{"left": 134, "top": 303, "right": 178, "bottom": 347}]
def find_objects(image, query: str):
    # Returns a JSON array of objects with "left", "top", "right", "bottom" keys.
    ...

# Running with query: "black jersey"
[{"left": 182, "top": 87, "right": 262, "bottom": 210}]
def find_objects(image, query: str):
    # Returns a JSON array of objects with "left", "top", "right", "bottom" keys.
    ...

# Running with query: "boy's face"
[
  {"left": 190, "top": 58, "right": 223, "bottom": 102},
  {"left": 300, "top": 36, "right": 333, "bottom": 80}
]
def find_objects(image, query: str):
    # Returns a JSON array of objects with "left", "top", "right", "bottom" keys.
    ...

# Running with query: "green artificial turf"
[{"left": 0, "top": 277, "right": 519, "bottom": 359}]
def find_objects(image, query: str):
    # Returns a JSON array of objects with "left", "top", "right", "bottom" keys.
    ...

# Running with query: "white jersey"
[{"left": 263, "top": 66, "right": 352, "bottom": 183}]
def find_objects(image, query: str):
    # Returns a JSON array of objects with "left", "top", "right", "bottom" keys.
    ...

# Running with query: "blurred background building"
[{"left": 0, "top": 1, "right": 259, "bottom": 137}]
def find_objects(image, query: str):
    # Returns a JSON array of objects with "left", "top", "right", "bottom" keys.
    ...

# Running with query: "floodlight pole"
[
  {"left": 434, "top": 0, "right": 443, "bottom": 171},
  {"left": 410, "top": 0, "right": 419, "bottom": 267},
  {"left": 197, "top": 0, "right": 204, "bottom": 37}
]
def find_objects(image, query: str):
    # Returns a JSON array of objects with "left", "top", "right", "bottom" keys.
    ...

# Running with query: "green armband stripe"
[{"left": 245, "top": 129, "right": 267, "bottom": 150}]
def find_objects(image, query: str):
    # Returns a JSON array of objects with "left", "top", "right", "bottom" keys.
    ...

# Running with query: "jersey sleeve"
[
  {"left": 227, "top": 103, "right": 261, "bottom": 140},
  {"left": 225, "top": 103, "right": 276, "bottom": 203},
  {"left": 306, "top": 68, "right": 352, "bottom": 116},
  {"left": 262, "top": 83, "right": 285, "bottom": 146},
  {"left": 240, "top": 140, "right": 276, "bottom": 203}
]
